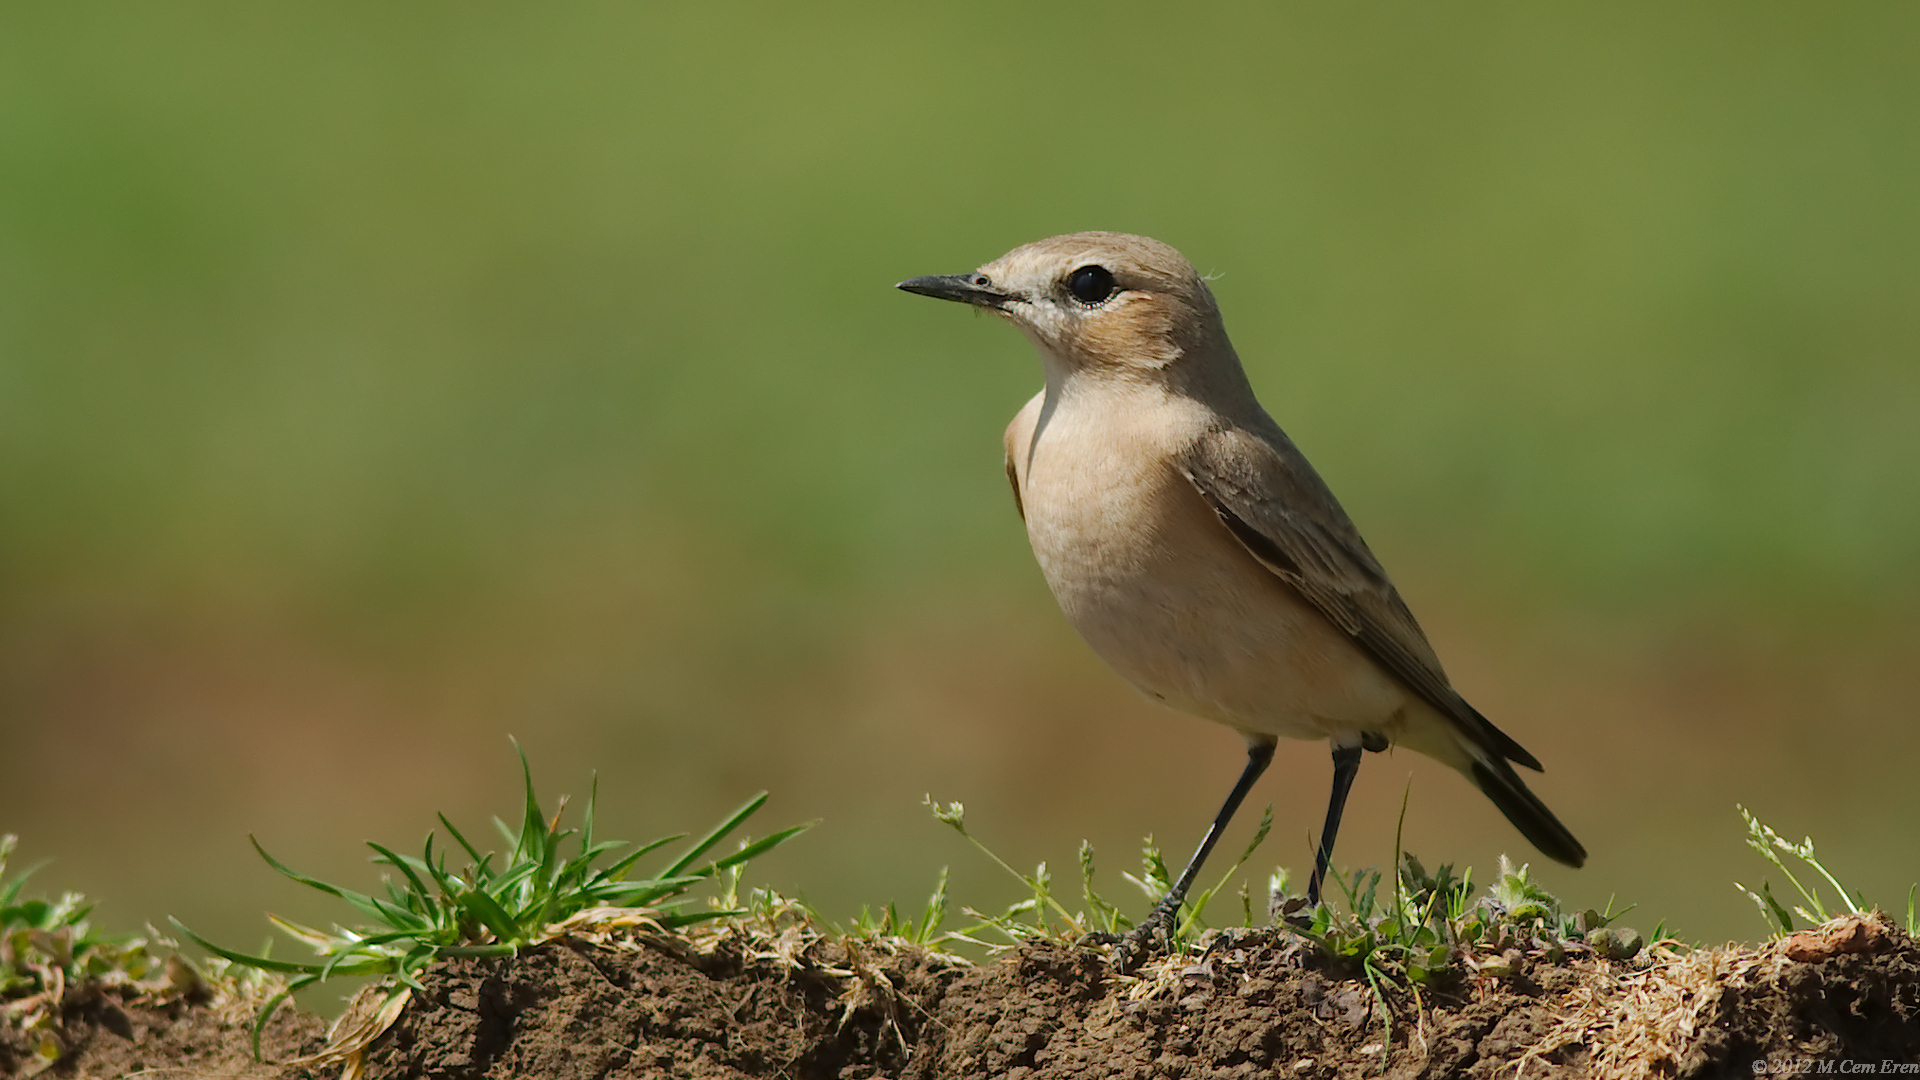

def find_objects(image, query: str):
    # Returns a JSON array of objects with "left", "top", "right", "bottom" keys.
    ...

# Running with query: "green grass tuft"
[{"left": 173, "top": 739, "right": 812, "bottom": 1057}]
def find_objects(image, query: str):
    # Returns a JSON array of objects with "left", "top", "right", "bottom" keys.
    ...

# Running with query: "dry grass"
[{"left": 1532, "top": 912, "right": 1899, "bottom": 1079}]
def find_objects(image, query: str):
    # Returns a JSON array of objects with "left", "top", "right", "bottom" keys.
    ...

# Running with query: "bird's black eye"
[{"left": 1067, "top": 264, "right": 1117, "bottom": 305}]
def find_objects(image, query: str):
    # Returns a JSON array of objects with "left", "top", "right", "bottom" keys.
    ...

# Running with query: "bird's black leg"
[
  {"left": 1306, "top": 743, "right": 1364, "bottom": 906},
  {"left": 1113, "top": 738, "right": 1275, "bottom": 972}
]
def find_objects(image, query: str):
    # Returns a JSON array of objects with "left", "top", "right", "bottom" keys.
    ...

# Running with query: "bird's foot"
[{"left": 1110, "top": 897, "right": 1182, "bottom": 974}]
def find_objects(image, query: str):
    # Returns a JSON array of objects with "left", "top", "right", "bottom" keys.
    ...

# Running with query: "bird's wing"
[
  {"left": 1180, "top": 424, "right": 1541, "bottom": 770},
  {"left": 1002, "top": 392, "right": 1044, "bottom": 523},
  {"left": 1004, "top": 447, "right": 1025, "bottom": 521}
]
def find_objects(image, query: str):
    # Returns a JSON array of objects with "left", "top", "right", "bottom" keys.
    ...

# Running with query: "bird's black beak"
[{"left": 896, "top": 273, "right": 1018, "bottom": 310}]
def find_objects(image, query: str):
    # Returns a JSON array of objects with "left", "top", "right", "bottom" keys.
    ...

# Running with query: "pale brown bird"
[{"left": 898, "top": 232, "right": 1583, "bottom": 960}]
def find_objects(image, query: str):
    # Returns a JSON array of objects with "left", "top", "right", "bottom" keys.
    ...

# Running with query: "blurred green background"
[{"left": 4, "top": 1, "right": 1917, "bottom": 983}]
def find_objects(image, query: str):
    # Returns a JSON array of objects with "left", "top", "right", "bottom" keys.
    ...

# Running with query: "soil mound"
[
  {"left": 8, "top": 914, "right": 1915, "bottom": 1078},
  {"left": 0, "top": 988, "right": 323, "bottom": 1079}
]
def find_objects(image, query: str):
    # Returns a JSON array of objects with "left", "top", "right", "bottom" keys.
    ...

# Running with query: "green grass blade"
[
  {"left": 1391, "top": 782, "right": 1412, "bottom": 930},
  {"left": 438, "top": 814, "right": 490, "bottom": 868},
  {"left": 920, "top": 866, "right": 950, "bottom": 942},
  {"left": 168, "top": 918, "right": 324, "bottom": 976},
  {"left": 491, "top": 816, "right": 518, "bottom": 850},
  {"left": 1185, "top": 803, "right": 1272, "bottom": 933},
  {"left": 488, "top": 861, "right": 540, "bottom": 899},
  {"left": 581, "top": 774, "right": 598, "bottom": 858},
  {"left": 436, "top": 943, "right": 520, "bottom": 959},
  {"left": 317, "top": 940, "right": 400, "bottom": 981},
  {"left": 368, "top": 841, "right": 436, "bottom": 903},
  {"left": 461, "top": 886, "right": 523, "bottom": 943},
  {"left": 580, "top": 834, "right": 682, "bottom": 885},
  {"left": 510, "top": 737, "right": 549, "bottom": 868},
  {"left": 249, "top": 837, "right": 392, "bottom": 924},
  {"left": 657, "top": 908, "right": 746, "bottom": 929},
  {"left": 661, "top": 792, "right": 769, "bottom": 878},
  {"left": 1077, "top": 841, "right": 1123, "bottom": 934},
  {"left": 420, "top": 849, "right": 471, "bottom": 904},
  {"left": 1806, "top": 852, "right": 1863, "bottom": 916},
  {"left": 247, "top": 975, "right": 317, "bottom": 1062},
  {"left": 1757, "top": 881, "right": 1795, "bottom": 934},
  {"left": 366, "top": 893, "right": 432, "bottom": 933},
  {"left": 588, "top": 874, "right": 707, "bottom": 906},
  {"left": 707, "top": 823, "right": 813, "bottom": 875}
]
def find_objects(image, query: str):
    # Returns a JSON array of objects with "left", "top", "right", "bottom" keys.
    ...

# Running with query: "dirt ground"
[
  {"left": 0, "top": 987, "right": 324, "bottom": 1080},
  {"left": 5, "top": 913, "right": 1915, "bottom": 1079}
]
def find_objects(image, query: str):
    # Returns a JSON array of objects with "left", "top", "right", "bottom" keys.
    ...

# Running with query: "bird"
[{"left": 897, "top": 232, "right": 1584, "bottom": 964}]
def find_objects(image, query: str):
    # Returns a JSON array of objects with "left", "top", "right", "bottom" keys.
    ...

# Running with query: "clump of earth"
[{"left": 5, "top": 913, "right": 1914, "bottom": 1079}]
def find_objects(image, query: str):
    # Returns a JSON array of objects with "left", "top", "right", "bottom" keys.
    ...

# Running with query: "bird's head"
[{"left": 898, "top": 232, "right": 1234, "bottom": 384}]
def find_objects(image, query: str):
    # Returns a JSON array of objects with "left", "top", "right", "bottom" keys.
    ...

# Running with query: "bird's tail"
[{"left": 1466, "top": 754, "right": 1587, "bottom": 868}]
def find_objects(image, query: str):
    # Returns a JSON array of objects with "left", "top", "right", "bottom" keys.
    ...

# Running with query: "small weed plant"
[
  {"left": 922, "top": 793, "right": 1640, "bottom": 978},
  {"left": 921, "top": 789, "right": 1642, "bottom": 1057},
  {"left": 841, "top": 867, "right": 952, "bottom": 947},
  {"left": 1293, "top": 854, "right": 1640, "bottom": 988},
  {"left": 2, "top": 834, "right": 220, "bottom": 1072},
  {"left": 175, "top": 742, "right": 811, "bottom": 1053},
  {"left": 924, "top": 796, "right": 1271, "bottom": 947},
  {"left": 3, "top": 835, "right": 159, "bottom": 1008},
  {"left": 1735, "top": 805, "right": 1918, "bottom": 937}
]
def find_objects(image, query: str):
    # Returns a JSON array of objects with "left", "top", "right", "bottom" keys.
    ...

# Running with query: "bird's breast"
[{"left": 1011, "top": 394, "right": 1410, "bottom": 741}]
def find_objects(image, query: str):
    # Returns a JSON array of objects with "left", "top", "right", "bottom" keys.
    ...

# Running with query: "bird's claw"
[{"left": 1110, "top": 899, "right": 1181, "bottom": 974}]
